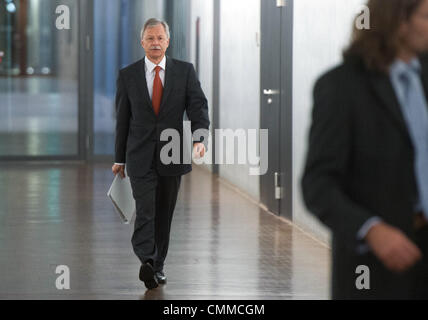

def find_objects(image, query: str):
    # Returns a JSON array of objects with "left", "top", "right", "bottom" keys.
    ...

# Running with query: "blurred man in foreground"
[{"left": 302, "top": 0, "right": 428, "bottom": 299}]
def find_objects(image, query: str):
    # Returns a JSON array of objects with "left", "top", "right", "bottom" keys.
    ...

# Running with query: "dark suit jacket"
[
  {"left": 115, "top": 56, "right": 210, "bottom": 178},
  {"left": 301, "top": 55, "right": 428, "bottom": 299}
]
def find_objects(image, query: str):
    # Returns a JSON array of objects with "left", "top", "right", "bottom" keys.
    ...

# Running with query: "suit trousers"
[{"left": 129, "top": 160, "right": 182, "bottom": 272}]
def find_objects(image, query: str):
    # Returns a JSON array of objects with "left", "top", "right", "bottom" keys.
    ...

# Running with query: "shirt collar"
[
  {"left": 390, "top": 57, "right": 421, "bottom": 78},
  {"left": 145, "top": 56, "right": 166, "bottom": 73}
]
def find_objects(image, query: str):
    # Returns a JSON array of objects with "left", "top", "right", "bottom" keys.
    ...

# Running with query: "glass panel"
[
  {"left": 93, "top": 0, "right": 164, "bottom": 156},
  {"left": 165, "top": 0, "right": 190, "bottom": 61},
  {"left": 0, "top": 0, "right": 79, "bottom": 157}
]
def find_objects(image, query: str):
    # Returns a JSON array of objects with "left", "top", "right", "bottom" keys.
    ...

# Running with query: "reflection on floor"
[{"left": 0, "top": 163, "right": 331, "bottom": 300}]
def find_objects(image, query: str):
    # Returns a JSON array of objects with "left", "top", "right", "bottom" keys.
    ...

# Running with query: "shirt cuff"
[
  {"left": 356, "top": 217, "right": 383, "bottom": 255},
  {"left": 115, "top": 163, "right": 125, "bottom": 166},
  {"left": 357, "top": 217, "right": 383, "bottom": 240}
]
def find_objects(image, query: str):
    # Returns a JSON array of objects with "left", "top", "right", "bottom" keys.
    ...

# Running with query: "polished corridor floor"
[{"left": 0, "top": 163, "right": 330, "bottom": 300}]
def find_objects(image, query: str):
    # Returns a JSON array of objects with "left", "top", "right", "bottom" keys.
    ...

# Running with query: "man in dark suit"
[
  {"left": 302, "top": 0, "right": 428, "bottom": 299},
  {"left": 112, "top": 18, "right": 210, "bottom": 290}
]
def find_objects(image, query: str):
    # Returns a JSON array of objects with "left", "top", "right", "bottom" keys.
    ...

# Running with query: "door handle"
[
  {"left": 263, "top": 89, "right": 280, "bottom": 96},
  {"left": 274, "top": 172, "right": 283, "bottom": 200}
]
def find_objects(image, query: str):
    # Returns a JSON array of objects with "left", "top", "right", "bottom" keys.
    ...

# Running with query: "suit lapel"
[
  {"left": 131, "top": 56, "right": 177, "bottom": 116},
  {"left": 369, "top": 71, "right": 412, "bottom": 144},
  {"left": 159, "top": 56, "right": 177, "bottom": 117},
  {"left": 131, "top": 58, "right": 154, "bottom": 114}
]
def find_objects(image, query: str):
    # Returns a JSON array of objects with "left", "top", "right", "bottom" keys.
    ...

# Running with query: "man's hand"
[
  {"left": 193, "top": 143, "right": 206, "bottom": 159},
  {"left": 112, "top": 164, "right": 126, "bottom": 179},
  {"left": 365, "top": 222, "right": 422, "bottom": 273}
]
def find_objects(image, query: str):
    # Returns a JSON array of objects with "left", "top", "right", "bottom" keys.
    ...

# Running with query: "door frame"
[
  {"left": 0, "top": 0, "right": 93, "bottom": 162},
  {"left": 260, "top": 0, "right": 282, "bottom": 216},
  {"left": 279, "top": 0, "right": 293, "bottom": 220},
  {"left": 260, "top": 0, "right": 293, "bottom": 220}
]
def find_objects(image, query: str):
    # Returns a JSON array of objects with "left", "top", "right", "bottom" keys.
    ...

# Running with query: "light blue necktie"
[{"left": 399, "top": 66, "right": 428, "bottom": 219}]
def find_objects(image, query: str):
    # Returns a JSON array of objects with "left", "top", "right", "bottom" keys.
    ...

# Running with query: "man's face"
[
  {"left": 141, "top": 24, "right": 170, "bottom": 62},
  {"left": 400, "top": 0, "right": 428, "bottom": 54}
]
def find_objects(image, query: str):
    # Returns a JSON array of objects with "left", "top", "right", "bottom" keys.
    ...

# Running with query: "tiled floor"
[{"left": 0, "top": 163, "right": 330, "bottom": 300}]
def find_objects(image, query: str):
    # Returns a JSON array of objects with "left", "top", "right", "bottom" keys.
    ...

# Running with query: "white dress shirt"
[
  {"left": 115, "top": 56, "right": 166, "bottom": 166},
  {"left": 144, "top": 55, "right": 166, "bottom": 100}
]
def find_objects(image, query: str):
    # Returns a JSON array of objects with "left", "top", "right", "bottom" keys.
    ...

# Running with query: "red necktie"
[{"left": 152, "top": 66, "right": 163, "bottom": 116}]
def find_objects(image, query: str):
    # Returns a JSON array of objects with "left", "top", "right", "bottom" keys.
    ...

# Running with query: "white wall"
[
  {"left": 218, "top": 0, "right": 261, "bottom": 199},
  {"left": 189, "top": 0, "right": 214, "bottom": 172},
  {"left": 187, "top": 0, "right": 366, "bottom": 244},
  {"left": 188, "top": 0, "right": 261, "bottom": 199},
  {"left": 292, "top": 0, "right": 366, "bottom": 243},
  {"left": 189, "top": 0, "right": 214, "bottom": 111}
]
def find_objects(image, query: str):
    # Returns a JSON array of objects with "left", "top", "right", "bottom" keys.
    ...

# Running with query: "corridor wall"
[
  {"left": 292, "top": 0, "right": 366, "bottom": 242},
  {"left": 189, "top": 0, "right": 261, "bottom": 200}
]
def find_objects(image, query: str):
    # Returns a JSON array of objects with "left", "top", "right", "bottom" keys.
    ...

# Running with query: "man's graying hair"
[{"left": 141, "top": 18, "right": 171, "bottom": 40}]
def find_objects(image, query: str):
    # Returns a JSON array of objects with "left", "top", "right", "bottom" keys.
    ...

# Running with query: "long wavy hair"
[{"left": 343, "top": 0, "right": 424, "bottom": 73}]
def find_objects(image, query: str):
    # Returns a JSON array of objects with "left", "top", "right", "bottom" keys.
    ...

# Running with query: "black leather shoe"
[
  {"left": 139, "top": 263, "right": 159, "bottom": 290},
  {"left": 155, "top": 271, "right": 167, "bottom": 285}
]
